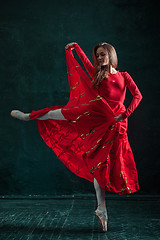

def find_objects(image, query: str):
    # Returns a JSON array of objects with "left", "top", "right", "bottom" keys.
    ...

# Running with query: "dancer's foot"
[
  {"left": 95, "top": 208, "right": 108, "bottom": 232},
  {"left": 10, "top": 110, "right": 30, "bottom": 121}
]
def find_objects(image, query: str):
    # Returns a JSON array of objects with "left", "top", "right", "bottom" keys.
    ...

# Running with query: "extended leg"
[
  {"left": 11, "top": 109, "right": 67, "bottom": 121},
  {"left": 37, "top": 109, "right": 66, "bottom": 120},
  {"left": 11, "top": 110, "right": 30, "bottom": 121}
]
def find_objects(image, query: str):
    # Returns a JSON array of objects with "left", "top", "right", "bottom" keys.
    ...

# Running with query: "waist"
[{"left": 104, "top": 98, "right": 126, "bottom": 115}]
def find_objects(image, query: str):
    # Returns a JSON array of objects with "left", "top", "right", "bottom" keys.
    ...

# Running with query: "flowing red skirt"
[{"left": 30, "top": 49, "right": 139, "bottom": 195}]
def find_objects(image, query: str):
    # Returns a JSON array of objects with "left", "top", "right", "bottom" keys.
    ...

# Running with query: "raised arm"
[
  {"left": 122, "top": 72, "right": 143, "bottom": 119},
  {"left": 65, "top": 42, "right": 94, "bottom": 79}
]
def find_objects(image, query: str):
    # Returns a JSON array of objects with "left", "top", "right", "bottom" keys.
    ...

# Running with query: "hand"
[
  {"left": 65, "top": 42, "right": 77, "bottom": 50},
  {"left": 114, "top": 114, "right": 124, "bottom": 122}
]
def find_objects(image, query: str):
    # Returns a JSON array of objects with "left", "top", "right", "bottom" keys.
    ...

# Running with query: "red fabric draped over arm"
[{"left": 70, "top": 43, "right": 94, "bottom": 79}]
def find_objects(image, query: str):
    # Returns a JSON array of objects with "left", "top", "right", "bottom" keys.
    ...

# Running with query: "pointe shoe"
[
  {"left": 10, "top": 110, "right": 30, "bottom": 121},
  {"left": 95, "top": 208, "right": 108, "bottom": 232}
]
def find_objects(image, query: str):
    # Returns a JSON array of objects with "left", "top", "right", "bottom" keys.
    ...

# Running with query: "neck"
[{"left": 110, "top": 66, "right": 117, "bottom": 74}]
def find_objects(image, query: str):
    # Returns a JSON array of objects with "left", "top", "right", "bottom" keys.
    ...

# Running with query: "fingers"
[
  {"left": 65, "top": 42, "right": 77, "bottom": 49},
  {"left": 114, "top": 118, "right": 120, "bottom": 122},
  {"left": 114, "top": 115, "right": 124, "bottom": 122},
  {"left": 65, "top": 43, "right": 73, "bottom": 49}
]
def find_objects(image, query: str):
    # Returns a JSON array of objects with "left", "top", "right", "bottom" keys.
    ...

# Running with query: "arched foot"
[
  {"left": 10, "top": 110, "right": 30, "bottom": 121},
  {"left": 95, "top": 208, "right": 108, "bottom": 232}
]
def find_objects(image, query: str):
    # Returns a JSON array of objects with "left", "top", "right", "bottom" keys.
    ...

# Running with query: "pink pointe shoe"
[
  {"left": 95, "top": 208, "right": 108, "bottom": 232},
  {"left": 10, "top": 110, "right": 30, "bottom": 121}
]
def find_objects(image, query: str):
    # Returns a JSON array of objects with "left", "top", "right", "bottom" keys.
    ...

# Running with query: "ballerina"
[{"left": 11, "top": 42, "right": 142, "bottom": 232}]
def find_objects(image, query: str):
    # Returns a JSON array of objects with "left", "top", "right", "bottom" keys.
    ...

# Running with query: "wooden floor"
[{"left": 0, "top": 195, "right": 159, "bottom": 240}]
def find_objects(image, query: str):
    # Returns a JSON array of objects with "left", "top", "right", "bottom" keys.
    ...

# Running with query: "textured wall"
[{"left": 0, "top": 0, "right": 159, "bottom": 196}]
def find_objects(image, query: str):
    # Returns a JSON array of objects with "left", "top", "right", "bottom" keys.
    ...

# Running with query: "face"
[{"left": 96, "top": 47, "right": 109, "bottom": 66}]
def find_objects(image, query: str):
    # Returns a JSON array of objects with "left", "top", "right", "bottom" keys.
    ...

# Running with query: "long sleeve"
[
  {"left": 72, "top": 43, "right": 94, "bottom": 79},
  {"left": 122, "top": 72, "right": 142, "bottom": 119}
]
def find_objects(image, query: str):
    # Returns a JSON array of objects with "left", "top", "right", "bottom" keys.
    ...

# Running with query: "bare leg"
[
  {"left": 94, "top": 178, "right": 106, "bottom": 211},
  {"left": 10, "top": 109, "right": 66, "bottom": 121},
  {"left": 37, "top": 109, "right": 66, "bottom": 120},
  {"left": 94, "top": 178, "right": 108, "bottom": 232}
]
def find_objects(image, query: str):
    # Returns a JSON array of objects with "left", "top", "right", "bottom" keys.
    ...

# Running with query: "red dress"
[{"left": 30, "top": 44, "right": 142, "bottom": 195}]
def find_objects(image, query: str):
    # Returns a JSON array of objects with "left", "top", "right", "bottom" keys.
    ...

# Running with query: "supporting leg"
[
  {"left": 94, "top": 178, "right": 108, "bottom": 232},
  {"left": 94, "top": 178, "right": 106, "bottom": 211}
]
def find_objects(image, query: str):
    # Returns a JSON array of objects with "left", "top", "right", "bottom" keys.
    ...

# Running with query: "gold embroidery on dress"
[
  {"left": 63, "top": 95, "right": 102, "bottom": 111},
  {"left": 69, "top": 92, "right": 85, "bottom": 102},
  {"left": 69, "top": 111, "right": 91, "bottom": 124},
  {"left": 97, "top": 138, "right": 102, "bottom": 143},
  {"left": 63, "top": 103, "right": 89, "bottom": 111},
  {"left": 109, "top": 125, "right": 115, "bottom": 130},
  {"left": 90, "top": 155, "right": 109, "bottom": 174},
  {"left": 102, "top": 143, "right": 107, "bottom": 149},
  {"left": 89, "top": 95, "right": 102, "bottom": 102},
  {"left": 101, "top": 137, "right": 115, "bottom": 149},
  {"left": 84, "top": 111, "right": 90, "bottom": 116},
  {"left": 67, "top": 65, "right": 80, "bottom": 76},
  {"left": 80, "top": 128, "right": 95, "bottom": 140},
  {"left": 127, "top": 187, "right": 131, "bottom": 193},
  {"left": 85, "top": 133, "right": 115, "bottom": 155},
  {"left": 70, "top": 78, "right": 82, "bottom": 90},
  {"left": 100, "top": 127, "right": 116, "bottom": 149},
  {"left": 85, "top": 138, "right": 103, "bottom": 154},
  {"left": 120, "top": 172, "right": 131, "bottom": 193}
]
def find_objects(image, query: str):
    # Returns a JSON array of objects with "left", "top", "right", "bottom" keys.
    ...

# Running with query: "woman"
[{"left": 11, "top": 42, "right": 142, "bottom": 232}]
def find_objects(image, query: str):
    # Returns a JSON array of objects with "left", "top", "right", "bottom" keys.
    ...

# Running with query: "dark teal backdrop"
[{"left": 0, "top": 0, "right": 159, "bottom": 196}]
